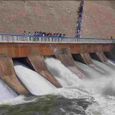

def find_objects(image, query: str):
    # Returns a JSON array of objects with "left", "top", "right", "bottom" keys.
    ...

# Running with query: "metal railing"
[{"left": 0, "top": 33, "right": 114, "bottom": 44}]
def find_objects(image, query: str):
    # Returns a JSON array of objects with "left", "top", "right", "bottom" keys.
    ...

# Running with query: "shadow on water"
[{"left": 13, "top": 57, "right": 34, "bottom": 70}]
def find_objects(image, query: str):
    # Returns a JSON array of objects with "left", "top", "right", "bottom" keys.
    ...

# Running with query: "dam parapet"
[
  {"left": 0, "top": 33, "right": 114, "bottom": 44},
  {"left": 0, "top": 33, "right": 114, "bottom": 58}
]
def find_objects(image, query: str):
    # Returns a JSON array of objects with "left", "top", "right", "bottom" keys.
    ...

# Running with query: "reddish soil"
[
  {"left": 81, "top": 1, "right": 115, "bottom": 38},
  {"left": 0, "top": 1, "right": 80, "bottom": 37},
  {"left": 0, "top": 1, "right": 114, "bottom": 38}
]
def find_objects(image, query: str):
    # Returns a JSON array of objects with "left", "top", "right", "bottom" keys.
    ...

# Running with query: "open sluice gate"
[
  {"left": 54, "top": 48, "right": 85, "bottom": 79},
  {"left": 79, "top": 53, "right": 106, "bottom": 74},
  {"left": 27, "top": 55, "right": 62, "bottom": 88},
  {"left": 0, "top": 56, "right": 29, "bottom": 95},
  {"left": 96, "top": 52, "right": 108, "bottom": 62}
]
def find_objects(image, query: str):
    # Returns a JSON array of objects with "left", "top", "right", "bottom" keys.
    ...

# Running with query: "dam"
[
  {"left": 0, "top": 33, "right": 114, "bottom": 95},
  {"left": 0, "top": 0, "right": 115, "bottom": 115},
  {"left": 0, "top": 34, "right": 115, "bottom": 115}
]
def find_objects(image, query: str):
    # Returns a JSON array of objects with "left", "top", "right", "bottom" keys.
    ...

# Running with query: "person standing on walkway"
[
  {"left": 23, "top": 31, "right": 27, "bottom": 41},
  {"left": 28, "top": 32, "right": 32, "bottom": 41}
]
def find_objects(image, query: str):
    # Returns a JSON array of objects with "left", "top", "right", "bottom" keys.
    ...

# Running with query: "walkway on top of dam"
[{"left": 0, "top": 33, "right": 114, "bottom": 44}]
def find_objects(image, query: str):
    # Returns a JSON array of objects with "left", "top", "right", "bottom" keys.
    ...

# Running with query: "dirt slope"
[
  {"left": 81, "top": 1, "right": 115, "bottom": 38},
  {"left": 0, "top": 1, "right": 114, "bottom": 38},
  {"left": 0, "top": 1, "right": 80, "bottom": 37}
]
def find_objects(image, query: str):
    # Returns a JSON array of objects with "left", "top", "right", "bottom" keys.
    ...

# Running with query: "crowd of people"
[
  {"left": 23, "top": 31, "right": 66, "bottom": 38},
  {"left": 22, "top": 31, "right": 66, "bottom": 41}
]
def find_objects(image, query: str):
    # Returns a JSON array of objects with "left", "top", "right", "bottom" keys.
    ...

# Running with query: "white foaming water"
[
  {"left": 76, "top": 60, "right": 115, "bottom": 115},
  {"left": 0, "top": 79, "right": 17, "bottom": 102},
  {"left": 75, "top": 61, "right": 102, "bottom": 79},
  {"left": 1, "top": 57, "right": 115, "bottom": 114},
  {"left": 45, "top": 58, "right": 112, "bottom": 94},
  {"left": 89, "top": 63, "right": 107, "bottom": 74},
  {"left": 0, "top": 79, "right": 30, "bottom": 106},
  {"left": 45, "top": 58, "right": 115, "bottom": 115},
  {"left": 0, "top": 95, "right": 37, "bottom": 105},
  {"left": 14, "top": 63, "right": 56, "bottom": 96},
  {"left": 45, "top": 58, "right": 93, "bottom": 100},
  {"left": 75, "top": 61, "right": 115, "bottom": 94},
  {"left": 108, "top": 60, "right": 115, "bottom": 66},
  {"left": 93, "top": 60, "right": 115, "bottom": 76},
  {"left": 45, "top": 58, "right": 83, "bottom": 87}
]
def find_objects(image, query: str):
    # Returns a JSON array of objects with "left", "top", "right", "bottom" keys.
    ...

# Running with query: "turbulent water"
[
  {"left": 0, "top": 57, "right": 115, "bottom": 115},
  {"left": 45, "top": 58, "right": 115, "bottom": 115},
  {"left": 14, "top": 63, "right": 56, "bottom": 96},
  {"left": 0, "top": 80, "right": 17, "bottom": 102}
]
